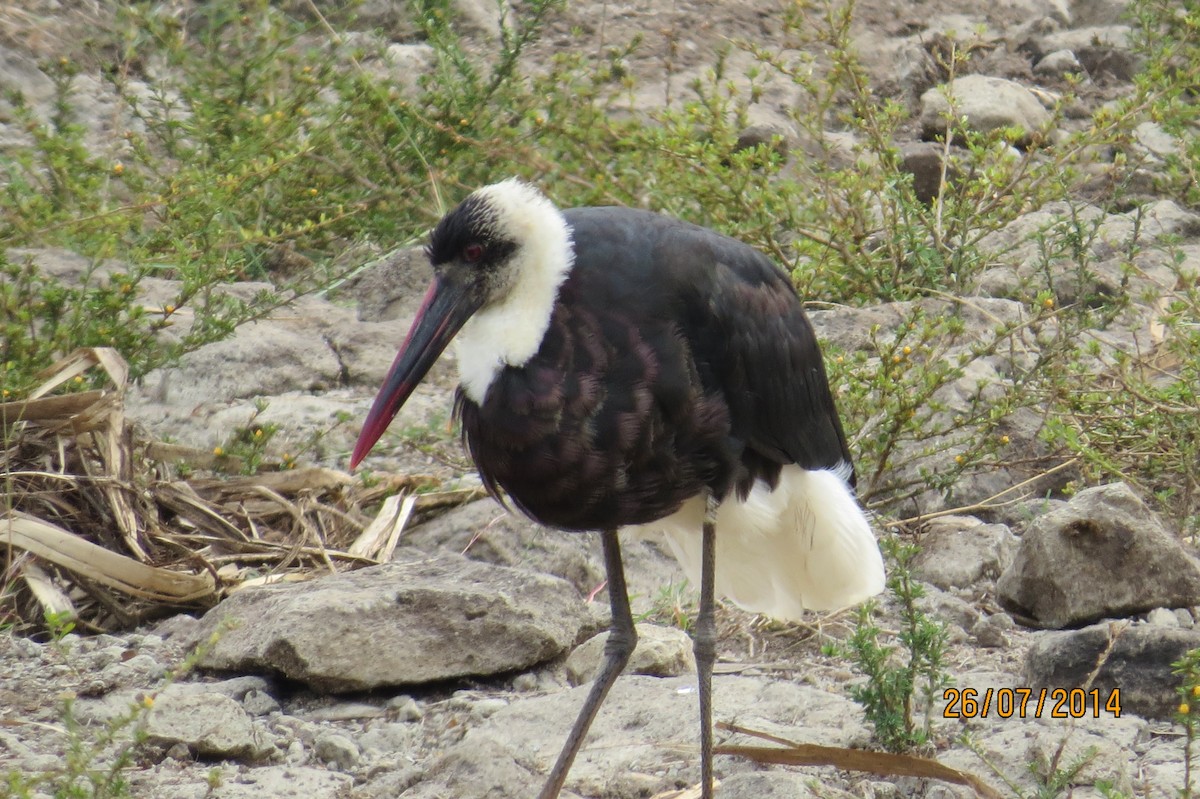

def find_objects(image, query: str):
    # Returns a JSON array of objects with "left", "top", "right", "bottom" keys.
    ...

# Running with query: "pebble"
[
  {"left": 314, "top": 731, "right": 360, "bottom": 770},
  {"left": 387, "top": 696, "right": 423, "bottom": 722}
]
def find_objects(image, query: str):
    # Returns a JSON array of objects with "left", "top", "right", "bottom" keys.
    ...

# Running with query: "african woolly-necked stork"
[{"left": 350, "top": 179, "right": 884, "bottom": 798}]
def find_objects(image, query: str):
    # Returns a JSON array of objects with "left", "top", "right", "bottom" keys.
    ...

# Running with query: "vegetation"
[
  {"left": 823, "top": 538, "right": 951, "bottom": 752},
  {"left": 2, "top": 0, "right": 1200, "bottom": 791}
]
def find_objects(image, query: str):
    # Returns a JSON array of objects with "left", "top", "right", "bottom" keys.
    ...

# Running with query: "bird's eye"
[{"left": 463, "top": 243, "right": 484, "bottom": 263}]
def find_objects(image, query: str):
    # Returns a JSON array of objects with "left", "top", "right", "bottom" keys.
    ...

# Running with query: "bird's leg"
[
  {"left": 537, "top": 528, "right": 636, "bottom": 799},
  {"left": 694, "top": 491, "right": 720, "bottom": 799}
]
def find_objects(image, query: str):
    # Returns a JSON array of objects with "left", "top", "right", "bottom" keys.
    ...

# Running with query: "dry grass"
[{"left": 1, "top": 347, "right": 481, "bottom": 635}]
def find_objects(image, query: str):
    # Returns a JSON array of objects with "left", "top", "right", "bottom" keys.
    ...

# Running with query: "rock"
[
  {"left": 899, "top": 141, "right": 956, "bottom": 204},
  {"left": 917, "top": 585, "right": 982, "bottom": 633},
  {"left": 734, "top": 123, "right": 791, "bottom": 158},
  {"left": 1034, "top": 49, "right": 1085, "bottom": 79},
  {"left": 314, "top": 731, "right": 360, "bottom": 770},
  {"left": 1032, "top": 25, "right": 1132, "bottom": 58},
  {"left": 1075, "top": 45, "right": 1140, "bottom": 82},
  {"left": 403, "top": 498, "right": 686, "bottom": 621},
  {"left": 1145, "top": 607, "right": 1180, "bottom": 628},
  {"left": 972, "top": 613, "right": 1014, "bottom": 648},
  {"left": 339, "top": 247, "right": 430, "bottom": 324},
  {"left": 913, "top": 516, "right": 1020, "bottom": 590},
  {"left": 194, "top": 553, "right": 590, "bottom": 692},
  {"left": 997, "top": 483, "right": 1200, "bottom": 628},
  {"left": 1133, "top": 121, "right": 1184, "bottom": 163},
  {"left": 144, "top": 691, "right": 263, "bottom": 760},
  {"left": 565, "top": 623, "right": 696, "bottom": 684},
  {"left": 919, "top": 75, "right": 1052, "bottom": 146},
  {"left": 1024, "top": 622, "right": 1200, "bottom": 719}
]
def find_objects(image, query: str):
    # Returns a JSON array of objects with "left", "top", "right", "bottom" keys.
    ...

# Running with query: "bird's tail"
[{"left": 647, "top": 465, "right": 884, "bottom": 621}]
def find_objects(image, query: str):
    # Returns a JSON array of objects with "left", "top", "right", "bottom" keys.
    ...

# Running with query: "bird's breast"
[{"left": 456, "top": 300, "right": 740, "bottom": 532}]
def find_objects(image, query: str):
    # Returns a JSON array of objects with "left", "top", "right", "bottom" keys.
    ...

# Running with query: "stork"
[{"left": 350, "top": 179, "right": 884, "bottom": 798}]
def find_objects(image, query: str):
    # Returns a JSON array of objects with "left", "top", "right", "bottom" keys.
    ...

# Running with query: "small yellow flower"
[
  {"left": 902, "top": 345, "right": 912, "bottom": 356},
  {"left": 74, "top": 375, "right": 84, "bottom": 384},
  {"left": 1, "top": 389, "right": 10, "bottom": 398},
  {"left": 213, "top": 446, "right": 225, "bottom": 457},
  {"left": 1042, "top": 297, "right": 1055, "bottom": 310},
  {"left": 892, "top": 354, "right": 902, "bottom": 363},
  {"left": 1181, "top": 702, "right": 1191, "bottom": 716},
  {"left": 164, "top": 304, "right": 176, "bottom": 316},
  {"left": 253, "top": 429, "right": 263, "bottom": 439},
  {"left": 999, "top": 435, "right": 1011, "bottom": 445},
  {"left": 1193, "top": 685, "right": 1200, "bottom": 698},
  {"left": 308, "top": 188, "right": 318, "bottom": 197},
  {"left": 142, "top": 695, "right": 155, "bottom": 709},
  {"left": 112, "top": 162, "right": 125, "bottom": 176},
  {"left": 459, "top": 118, "right": 469, "bottom": 127},
  {"left": 954, "top": 454, "right": 965, "bottom": 465}
]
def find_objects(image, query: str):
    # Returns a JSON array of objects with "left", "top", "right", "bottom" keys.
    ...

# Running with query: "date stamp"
[{"left": 943, "top": 687, "right": 1122, "bottom": 719}]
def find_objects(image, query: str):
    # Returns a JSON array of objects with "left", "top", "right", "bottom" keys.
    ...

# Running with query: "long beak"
[{"left": 349, "top": 276, "right": 477, "bottom": 468}]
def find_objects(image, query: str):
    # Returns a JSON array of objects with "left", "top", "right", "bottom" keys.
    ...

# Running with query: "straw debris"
[{"left": 1, "top": 348, "right": 476, "bottom": 634}]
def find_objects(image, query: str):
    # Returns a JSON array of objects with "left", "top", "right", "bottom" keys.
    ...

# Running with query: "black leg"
[
  {"left": 537, "top": 528, "right": 637, "bottom": 799},
  {"left": 694, "top": 491, "right": 719, "bottom": 799}
]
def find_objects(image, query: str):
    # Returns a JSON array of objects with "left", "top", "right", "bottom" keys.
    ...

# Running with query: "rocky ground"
[{"left": 4, "top": 0, "right": 1200, "bottom": 797}]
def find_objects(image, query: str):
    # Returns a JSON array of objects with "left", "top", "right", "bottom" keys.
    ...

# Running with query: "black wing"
[
  {"left": 653, "top": 216, "right": 855, "bottom": 484},
  {"left": 562, "top": 207, "right": 855, "bottom": 489}
]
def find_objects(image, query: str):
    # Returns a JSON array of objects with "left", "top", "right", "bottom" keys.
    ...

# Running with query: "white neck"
[{"left": 453, "top": 180, "right": 575, "bottom": 403}]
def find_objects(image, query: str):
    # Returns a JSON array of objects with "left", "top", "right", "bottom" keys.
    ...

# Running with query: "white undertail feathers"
[{"left": 638, "top": 464, "right": 885, "bottom": 620}]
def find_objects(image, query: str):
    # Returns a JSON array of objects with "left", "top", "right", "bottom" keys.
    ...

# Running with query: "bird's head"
[{"left": 349, "top": 179, "right": 571, "bottom": 468}]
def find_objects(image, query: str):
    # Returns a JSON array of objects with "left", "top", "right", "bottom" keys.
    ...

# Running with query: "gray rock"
[
  {"left": 972, "top": 613, "right": 1014, "bottom": 648},
  {"left": 1133, "top": 121, "right": 1184, "bottom": 163},
  {"left": 1034, "top": 49, "right": 1085, "bottom": 79},
  {"left": 1033, "top": 25, "right": 1132, "bottom": 57},
  {"left": 313, "top": 731, "right": 360, "bottom": 770},
  {"left": 403, "top": 498, "right": 687, "bottom": 623},
  {"left": 194, "top": 553, "right": 590, "bottom": 692},
  {"left": 913, "top": 516, "right": 1020, "bottom": 590},
  {"left": 917, "top": 585, "right": 982, "bottom": 633},
  {"left": 565, "top": 623, "right": 696, "bottom": 685},
  {"left": 340, "top": 247, "right": 430, "bottom": 324},
  {"left": 919, "top": 75, "right": 1052, "bottom": 145},
  {"left": 242, "top": 688, "right": 282, "bottom": 717},
  {"left": 1145, "top": 607, "right": 1180, "bottom": 628},
  {"left": 144, "top": 691, "right": 263, "bottom": 760},
  {"left": 997, "top": 483, "right": 1200, "bottom": 628},
  {"left": 1024, "top": 622, "right": 1200, "bottom": 719}
]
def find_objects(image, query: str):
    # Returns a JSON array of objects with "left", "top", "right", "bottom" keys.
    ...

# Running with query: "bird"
[{"left": 349, "top": 178, "right": 885, "bottom": 798}]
